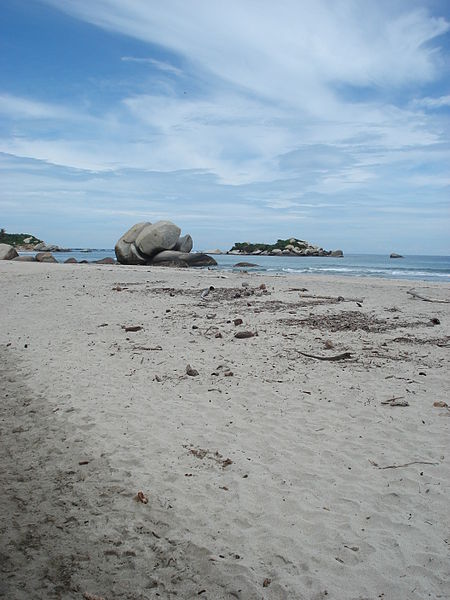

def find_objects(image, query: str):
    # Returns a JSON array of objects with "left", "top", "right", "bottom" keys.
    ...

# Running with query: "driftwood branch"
[
  {"left": 293, "top": 293, "right": 364, "bottom": 303},
  {"left": 407, "top": 289, "right": 450, "bottom": 304},
  {"left": 297, "top": 351, "right": 352, "bottom": 361},
  {"left": 371, "top": 460, "right": 438, "bottom": 469}
]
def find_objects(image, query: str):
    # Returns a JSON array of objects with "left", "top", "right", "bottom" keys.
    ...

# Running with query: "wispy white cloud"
[
  {"left": 121, "top": 56, "right": 182, "bottom": 76},
  {"left": 412, "top": 95, "right": 450, "bottom": 109},
  {"left": 1, "top": 1, "right": 449, "bottom": 251},
  {"left": 0, "top": 93, "right": 76, "bottom": 120}
]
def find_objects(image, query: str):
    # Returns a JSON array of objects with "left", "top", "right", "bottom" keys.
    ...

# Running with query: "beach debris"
[
  {"left": 132, "top": 345, "right": 162, "bottom": 351},
  {"left": 324, "top": 340, "right": 334, "bottom": 349},
  {"left": 381, "top": 396, "right": 409, "bottom": 407},
  {"left": 186, "top": 446, "right": 233, "bottom": 467},
  {"left": 154, "top": 374, "right": 162, "bottom": 382},
  {"left": 78, "top": 460, "right": 90, "bottom": 466},
  {"left": 430, "top": 318, "right": 440, "bottom": 325},
  {"left": 224, "top": 370, "right": 234, "bottom": 377},
  {"left": 263, "top": 578, "right": 271, "bottom": 587},
  {"left": 112, "top": 285, "right": 124, "bottom": 291},
  {"left": 201, "top": 286, "right": 215, "bottom": 301},
  {"left": 433, "top": 401, "right": 448, "bottom": 408},
  {"left": 136, "top": 491, "right": 149, "bottom": 504},
  {"left": 215, "top": 332, "right": 223, "bottom": 338},
  {"left": 407, "top": 289, "right": 450, "bottom": 303},
  {"left": 122, "top": 325, "right": 143, "bottom": 332},
  {"left": 234, "top": 331, "right": 256, "bottom": 339},
  {"left": 186, "top": 364, "right": 199, "bottom": 376},
  {"left": 83, "top": 593, "right": 106, "bottom": 600},
  {"left": 98, "top": 323, "right": 109, "bottom": 327},
  {"left": 344, "top": 545, "right": 359, "bottom": 552},
  {"left": 206, "top": 313, "right": 216, "bottom": 319},
  {"left": 297, "top": 350, "right": 352, "bottom": 361},
  {"left": 370, "top": 460, "right": 439, "bottom": 469},
  {"left": 233, "top": 318, "right": 243, "bottom": 326}
]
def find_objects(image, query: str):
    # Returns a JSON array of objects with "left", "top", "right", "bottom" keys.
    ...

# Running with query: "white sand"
[{"left": 1, "top": 261, "right": 449, "bottom": 600}]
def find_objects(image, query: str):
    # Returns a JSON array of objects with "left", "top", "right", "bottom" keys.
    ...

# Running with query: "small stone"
[
  {"left": 233, "top": 318, "right": 243, "bottom": 326},
  {"left": 186, "top": 364, "right": 199, "bottom": 377},
  {"left": 234, "top": 331, "right": 255, "bottom": 339},
  {"left": 215, "top": 332, "right": 223, "bottom": 338},
  {"left": 433, "top": 401, "right": 448, "bottom": 408}
]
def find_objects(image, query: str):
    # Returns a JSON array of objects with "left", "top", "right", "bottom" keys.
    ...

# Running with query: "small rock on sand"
[{"left": 186, "top": 364, "right": 199, "bottom": 376}]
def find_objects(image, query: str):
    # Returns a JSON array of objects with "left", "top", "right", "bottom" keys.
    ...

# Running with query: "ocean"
[{"left": 20, "top": 249, "right": 450, "bottom": 282}]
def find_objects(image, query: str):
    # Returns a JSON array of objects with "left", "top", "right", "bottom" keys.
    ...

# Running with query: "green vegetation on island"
[
  {"left": 231, "top": 238, "right": 309, "bottom": 253},
  {"left": 229, "top": 237, "right": 343, "bottom": 257},
  {"left": 0, "top": 228, "right": 42, "bottom": 247}
]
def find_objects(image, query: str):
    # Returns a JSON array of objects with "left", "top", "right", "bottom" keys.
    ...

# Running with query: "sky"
[{"left": 1, "top": 0, "right": 449, "bottom": 253}]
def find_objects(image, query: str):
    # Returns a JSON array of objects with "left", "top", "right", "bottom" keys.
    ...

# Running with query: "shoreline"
[
  {"left": 6, "top": 255, "right": 450, "bottom": 285},
  {"left": 1, "top": 261, "right": 449, "bottom": 598}
]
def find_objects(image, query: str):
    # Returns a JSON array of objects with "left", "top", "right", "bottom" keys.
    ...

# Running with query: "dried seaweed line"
[{"left": 407, "top": 289, "right": 450, "bottom": 304}]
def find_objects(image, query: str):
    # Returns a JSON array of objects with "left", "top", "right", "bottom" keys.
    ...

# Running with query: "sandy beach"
[{"left": 0, "top": 261, "right": 449, "bottom": 600}]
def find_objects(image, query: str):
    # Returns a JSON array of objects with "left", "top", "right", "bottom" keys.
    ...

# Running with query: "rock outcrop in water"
[
  {"left": 114, "top": 221, "right": 217, "bottom": 267},
  {"left": 0, "top": 243, "right": 19, "bottom": 260},
  {"left": 228, "top": 238, "right": 343, "bottom": 257}
]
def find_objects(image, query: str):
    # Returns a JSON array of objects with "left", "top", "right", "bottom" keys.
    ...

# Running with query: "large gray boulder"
[
  {"left": 151, "top": 250, "right": 217, "bottom": 267},
  {"left": 115, "top": 222, "right": 149, "bottom": 265},
  {"left": 330, "top": 249, "right": 344, "bottom": 257},
  {"left": 135, "top": 221, "right": 181, "bottom": 257},
  {"left": 12, "top": 255, "right": 35, "bottom": 262},
  {"left": 174, "top": 234, "right": 193, "bottom": 253},
  {"left": 35, "top": 252, "right": 57, "bottom": 263},
  {"left": 0, "top": 244, "right": 19, "bottom": 260}
]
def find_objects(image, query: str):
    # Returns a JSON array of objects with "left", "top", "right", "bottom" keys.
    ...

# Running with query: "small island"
[
  {"left": 228, "top": 237, "right": 343, "bottom": 257},
  {"left": 0, "top": 228, "right": 42, "bottom": 249}
]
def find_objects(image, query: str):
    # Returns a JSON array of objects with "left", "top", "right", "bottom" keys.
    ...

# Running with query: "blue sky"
[{"left": 1, "top": 0, "right": 449, "bottom": 253}]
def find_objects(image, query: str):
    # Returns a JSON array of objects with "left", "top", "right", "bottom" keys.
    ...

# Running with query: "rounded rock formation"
[
  {"left": 151, "top": 250, "right": 217, "bottom": 267},
  {"left": 115, "top": 222, "right": 150, "bottom": 265},
  {"left": 175, "top": 234, "right": 193, "bottom": 253},
  {"left": 0, "top": 244, "right": 19, "bottom": 260},
  {"left": 135, "top": 221, "right": 181, "bottom": 257}
]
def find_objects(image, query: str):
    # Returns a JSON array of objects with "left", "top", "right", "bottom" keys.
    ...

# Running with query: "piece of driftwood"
[
  {"left": 297, "top": 350, "right": 352, "bottom": 361},
  {"left": 372, "top": 460, "right": 438, "bottom": 469},
  {"left": 132, "top": 345, "right": 162, "bottom": 351},
  {"left": 407, "top": 289, "right": 450, "bottom": 304},
  {"left": 381, "top": 396, "right": 409, "bottom": 407},
  {"left": 296, "top": 294, "right": 364, "bottom": 303}
]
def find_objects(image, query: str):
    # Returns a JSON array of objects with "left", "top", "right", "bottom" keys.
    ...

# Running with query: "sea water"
[{"left": 21, "top": 249, "right": 450, "bottom": 283}]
